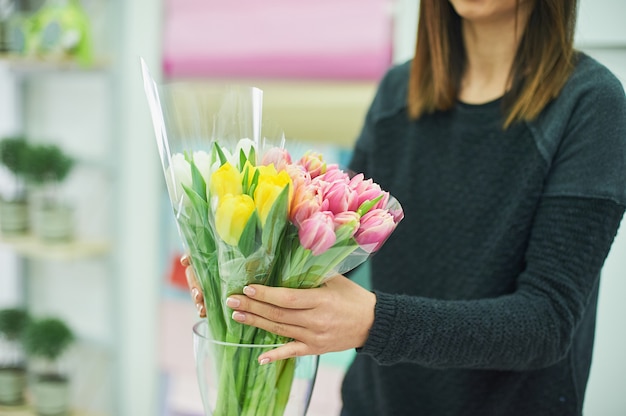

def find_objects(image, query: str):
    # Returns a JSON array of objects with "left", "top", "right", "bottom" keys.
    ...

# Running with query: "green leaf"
[
  {"left": 248, "top": 169, "right": 260, "bottom": 197},
  {"left": 357, "top": 194, "right": 384, "bottom": 216},
  {"left": 189, "top": 160, "right": 207, "bottom": 201},
  {"left": 182, "top": 183, "right": 210, "bottom": 226},
  {"left": 261, "top": 185, "right": 290, "bottom": 251},
  {"left": 213, "top": 142, "right": 228, "bottom": 165},
  {"left": 237, "top": 210, "right": 260, "bottom": 257},
  {"left": 242, "top": 165, "right": 250, "bottom": 194},
  {"left": 249, "top": 146, "right": 256, "bottom": 167},
  {"left": 239, "top": 148, "right": 247, "bottom": 171}
]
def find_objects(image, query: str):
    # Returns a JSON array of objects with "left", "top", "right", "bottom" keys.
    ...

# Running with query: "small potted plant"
[
  {"left": 0, "top": 137, "right": 31, "bottom": 236},
  {"left": 0, "top": 308, "right": 30, "bottom": 406},
  {"left": 23, "top": 142, "right": 76, "bottom": 242},
  {"left": 22, "top": 316, "right": 74, "bottom": 416}
]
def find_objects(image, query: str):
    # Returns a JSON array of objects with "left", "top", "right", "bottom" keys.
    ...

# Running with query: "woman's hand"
[
  {"left": 181, "top": 255, "right": 206, "bottom": 318},
  {"left": 226, "top": 275, "right": 376, "bottom": 365}
]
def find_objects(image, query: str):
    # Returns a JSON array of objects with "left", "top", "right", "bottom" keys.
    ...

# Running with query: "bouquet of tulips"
[{"left": 141, "top": 60, "right": 403, "bottom": 415}]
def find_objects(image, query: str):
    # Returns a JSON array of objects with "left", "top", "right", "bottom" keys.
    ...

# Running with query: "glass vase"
[{"left": 193, "top": 320, "right": 319, "bottom": 416}]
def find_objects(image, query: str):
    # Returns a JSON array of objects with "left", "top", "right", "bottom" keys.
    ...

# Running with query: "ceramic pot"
[
  {"left": 33, "top": 204, "right": 74, "bottom": 242},
  {"left": 31, "top": 373, "right": 70, "bottom": 416},
  {"left": 0, "top": 199, "right": 29, "bottom": 236},
  {"left": 0, "top": 366, "right": 27, "bottom": 406}
]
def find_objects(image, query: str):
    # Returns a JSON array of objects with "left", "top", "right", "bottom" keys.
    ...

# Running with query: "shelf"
[
  {"left": 0, "top": 234, "right": 111, "bottom": 261},
  {"left": 0, "top": 405, "right": 104, "bottom": 416},
  {"left": 0, "top": 53, "right": 111, "bottom": 75}
]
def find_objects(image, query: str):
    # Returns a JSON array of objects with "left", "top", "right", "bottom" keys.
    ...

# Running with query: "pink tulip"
[
  {"left": 349, "top": 174, "right": 389, "bottom": 210},
  {"left": 298, "top": 151, "right": 327, "bottom": 179},
  {"left": 261, "top": 147, "right": 292, "bottom": 171},
  {"left": 285, "top": 164, "right": 311, "bottom": 193},
  {"left": 291, "top": 191, "right": 323, "bottom": 228},
  {"left": 333, "top": 211, "right": 361, "bottom": 240},
  {"left": 298, "top": 211, "right": 337, "bottom": 256},
  {"left": 354, "top": 209, "right": 397, "bottom": 253},
  {"left": 348, "top": 173, "right": 368, "bottom": 192},
  {"left": 320, "top": 180, "right": 359, "bottom": 214},
  {"left": 319, "top": 164, "right": 348, "bottom": 183}
]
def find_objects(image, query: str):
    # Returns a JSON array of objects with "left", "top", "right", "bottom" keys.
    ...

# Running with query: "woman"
[{"left": 185, "top": 0, "right": 626, "bottom": 414}]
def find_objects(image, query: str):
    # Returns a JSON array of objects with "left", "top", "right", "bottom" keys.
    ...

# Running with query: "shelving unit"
[{"left": 0, "top": 18, "right": 119, "bottom": 416}]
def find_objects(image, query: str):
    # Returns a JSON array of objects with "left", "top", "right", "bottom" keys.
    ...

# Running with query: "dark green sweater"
[{"left": 342, "top": 53, "right": 626, "bottom": 416}]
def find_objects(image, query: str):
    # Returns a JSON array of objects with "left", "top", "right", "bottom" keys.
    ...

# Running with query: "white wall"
[
  {"left": 574, "top": 4, "right": 626, "bottom": 416},
  {"left": 579, "top": 49, "right": 626, "bottom": 416},
  {"left": 113, "top": 0, "right": 163, "bottom": 414}
]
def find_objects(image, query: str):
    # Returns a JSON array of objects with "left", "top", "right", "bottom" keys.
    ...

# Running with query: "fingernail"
[
  {"left": 192, "top": 288, "right": 201, "bottom": 302},
  {"left": 243, "top": 286, "right": 256, "bottom": 297},
  {"left": 196, "top": 303, "right": 204, "bottom": 315},
  {"left": 259, "top": 357, "right": 270, "bottom": 365},
  {"left": 226, "top": 297, "right": 240, "bottom": 308},
  {"left": 232, "top": 311, "right": 246, "bottom": 322}
]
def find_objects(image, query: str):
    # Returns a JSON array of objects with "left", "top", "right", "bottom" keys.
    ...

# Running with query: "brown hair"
[{"left": 407, "top": 0, "right": 578, "bottom": 128}]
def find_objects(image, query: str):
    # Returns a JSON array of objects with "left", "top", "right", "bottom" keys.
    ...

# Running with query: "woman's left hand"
[{"left": 225, "top": 274, "right": 376, "bottom": 365}]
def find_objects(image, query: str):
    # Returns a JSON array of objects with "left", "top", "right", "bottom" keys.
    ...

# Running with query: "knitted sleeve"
[{"left": 362, "top": 196, "right": 624, "bottom": 369}]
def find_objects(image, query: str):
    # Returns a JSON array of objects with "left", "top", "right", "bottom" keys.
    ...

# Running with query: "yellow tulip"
[
  {"left": 209, "top": 162, "right": 242, "bottom": 200},
  {"left": 215, "top": 194, "right": 256, "bottom": 246},
  {"left": 254, "top": 169, "right": 292, "bottom": 226}
]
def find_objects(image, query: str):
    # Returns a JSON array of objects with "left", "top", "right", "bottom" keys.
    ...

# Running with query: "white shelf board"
[
  {"left": 0, "top": 234, "right": 111, "bottom": 261},
  {"left": 0, "top": 53, "right": 111, "bottom": 75},
  {"left": 0, "top": 405, "right": 105, "bottom": 416}
]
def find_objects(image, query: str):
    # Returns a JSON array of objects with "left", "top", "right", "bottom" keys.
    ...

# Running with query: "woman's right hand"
[{"left": 181, "top": 255, "right": 206, "bottom": 318}]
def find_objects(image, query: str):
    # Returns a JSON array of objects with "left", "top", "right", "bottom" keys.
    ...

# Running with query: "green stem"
[
  {"left": 273, "top": 357, "right": 296, "bottom": 416},
  {"left": 213, "top": 344, "right": 237, "bottom": 415}
]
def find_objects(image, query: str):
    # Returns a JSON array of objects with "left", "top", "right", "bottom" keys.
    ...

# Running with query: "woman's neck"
[{"left": 458, "top": 9, "right": 531, "bottom": 104}]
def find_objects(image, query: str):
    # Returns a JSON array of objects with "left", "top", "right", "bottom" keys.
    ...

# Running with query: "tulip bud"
[
  {"left": 290, "top": 189, "right": 322, "bottom": 228},
  {"left": 254, "top": 169, "right": 292, "bottom": 226},
  {"left": 215, "top": 194, "right": 256, "bottom": 246},
  {"left": 209, "top": 162, "right": 243, "bottom": 200},
  {"left": 333, "top": 211, "right": 360, "bottom": 241},
  {"left": 192, "top": 150, "right": 213, "bottom": 187},
  {"left": 321, "top": 180, "right": 360, "bottom": 215},
  {"left": 319, "top": 164, "right": 348, "bottom": 183},
  {"left": 261, "top": 147, "right": 292, "bottom": 171},
  {"left": 298, "top": 151, "right": 327, "bottom": 179},
  {"left": 165, "top": 153, "right": 193, "bottom": 206},
  {"left": 298, "top": 211, "right": 336, "bottom": 256},
  {"left": 354, "top": 209, "right": 397, "bottom": 253},
  {"left": 349, "top": 174, "right": 389, "bottom": 210}
]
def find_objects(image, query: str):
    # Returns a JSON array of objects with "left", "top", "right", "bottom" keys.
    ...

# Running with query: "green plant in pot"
[
  {"left": 0, "top": 137, "right": 31, "bottom": 236},
  {"left": 23, "top": 143, "right": 76, "bottom": 242},
  {"left": 0, "top": 308, "right": 30, "bottom": 406},
  {"left": 22, "top": 317, "right": 74, "bottom": 416}
]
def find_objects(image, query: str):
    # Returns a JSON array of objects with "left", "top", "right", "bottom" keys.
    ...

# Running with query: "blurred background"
[{"left": 0, "top": 1, "right": 624, "bottom": 415}]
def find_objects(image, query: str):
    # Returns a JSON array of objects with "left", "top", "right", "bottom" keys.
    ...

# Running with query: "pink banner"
[{"left": 162, "top": 0, "right": 393, "bottom": 80}]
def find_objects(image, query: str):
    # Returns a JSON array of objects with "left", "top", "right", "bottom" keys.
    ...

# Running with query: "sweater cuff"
[{"left": 359, "top": 290, "right": 397, "bottom": 357}]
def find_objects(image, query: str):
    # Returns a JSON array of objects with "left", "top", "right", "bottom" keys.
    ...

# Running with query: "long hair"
[{"left": 407, "top": 0, "right": 578, "bottom": 128}]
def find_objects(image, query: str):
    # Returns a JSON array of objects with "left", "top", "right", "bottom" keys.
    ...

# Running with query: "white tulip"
[
  {"left": 165, "top": 153, "right": 192, "bottom": 207},
  {"left": 193, "top": 151, "right": 213, "bottom": 186}
]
